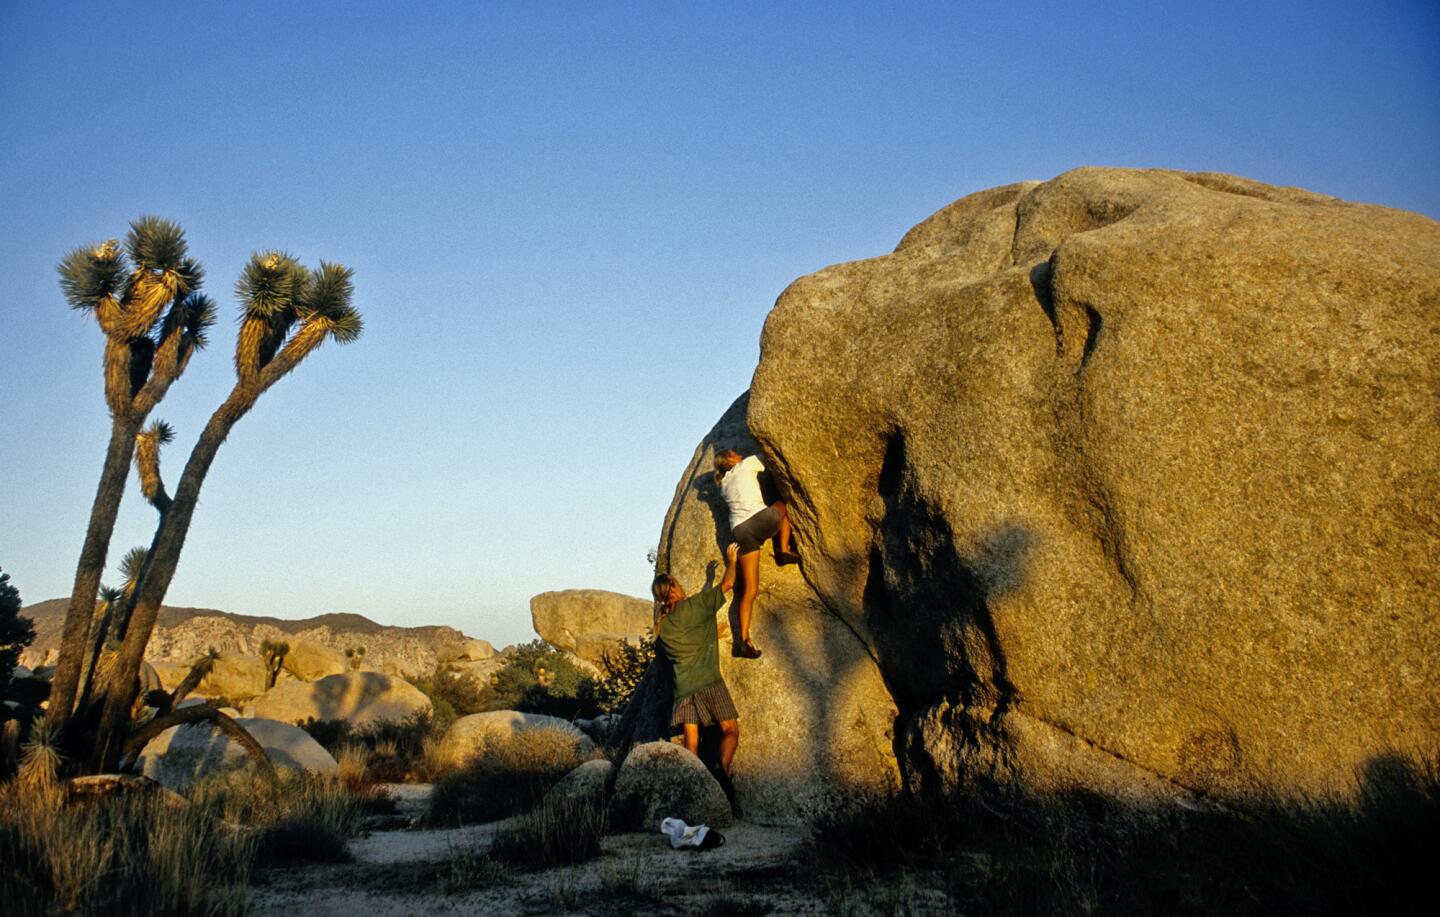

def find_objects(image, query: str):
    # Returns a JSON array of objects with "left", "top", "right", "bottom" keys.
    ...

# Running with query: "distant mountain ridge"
[{"left": 18, "top": 598, "right": 476, "bottom": 678}]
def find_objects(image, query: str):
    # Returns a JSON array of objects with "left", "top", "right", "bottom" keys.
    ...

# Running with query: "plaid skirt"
[{"left": 671, "top": 679, "right": 739, "bottom": 726}]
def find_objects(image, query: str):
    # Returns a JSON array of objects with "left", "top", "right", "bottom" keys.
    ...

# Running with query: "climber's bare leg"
[
  {"left": 718, "top": 718, "right": 739, "bottom": 776},
  {"left": 771, "top": 501, "right": 798, "bottom": 557},
  {"left": 735, "top": 549, "right": 761, "bottom": 649},
  {"left": 683, "top": 722, "right": 700, "bottom": 756}
]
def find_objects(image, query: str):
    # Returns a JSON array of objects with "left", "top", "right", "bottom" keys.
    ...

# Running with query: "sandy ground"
[{"left": 245, "top": 783, "right": 911, "bottom": 916}]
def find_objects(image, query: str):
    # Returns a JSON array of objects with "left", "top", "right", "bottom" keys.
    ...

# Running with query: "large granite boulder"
[
  {"left": 736, "top": 167, "right": 1440, "bottom": 801},
  {"left": 281, "top": 641, "right": 348, "bottom": 682},
  {"left": 436, "top": 710, "right": 596, "bottom": 770},
  {"left": 439, "top": 639, "right": 496, "bottom": 663},
  {"left": 137, "top": 717, "right": 338, "bottom": 791},
  {"left": 641, "top": 394, "right": 901, "bottom": 822},
  {"left": 197, "top": 654, "right": 268, "bottom": 701},
  {"left": 247, "top": 671, "right": 431, "bottom": 729},
  {"left": 611, "top": 741, "right": 733, "bottom": 830},
  {"left": 530, "top": 590, "right": 654, "bottom": 668}
]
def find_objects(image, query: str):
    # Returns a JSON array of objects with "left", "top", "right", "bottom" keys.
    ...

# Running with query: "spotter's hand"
[{"left": 725, "top": 543, "right": 740, "bottom": 563}]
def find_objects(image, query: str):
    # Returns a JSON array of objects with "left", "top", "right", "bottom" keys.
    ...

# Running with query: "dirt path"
[{"left": 246, "top": 784, "right": 859, "bottom": 916}]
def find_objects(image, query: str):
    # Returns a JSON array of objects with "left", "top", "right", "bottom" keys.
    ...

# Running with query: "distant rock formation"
[
  {"left": 18, "top": 599, "right": 480, "bottom": 679},
  {"left": 530, "top": 589, "right": 653, "bottom": 668},
  {"left": 721, "top": 167, "right": 1439, "bottom": 802}
]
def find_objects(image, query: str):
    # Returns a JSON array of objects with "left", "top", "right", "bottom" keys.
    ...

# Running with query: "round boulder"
[
  {"left": 137, "top": 716, "right": 338, "bottom": 792},
  {"left": 197, "top": 654, "right": 268, "bottom": 701},
  {"left": 248, "top": 671, "right": 431, "bottom": 729},
  {"left": 544, "top": 758, "right": 613, "bottom": 810},
  {"left": 281, "top": 641, "right": 348, "bottom": 682},
  {"left": 436, "top": 710, "right": 596, "bottom": 770},
  {"left": 611, "top": 741, "right": 733, "bottom": 830}
]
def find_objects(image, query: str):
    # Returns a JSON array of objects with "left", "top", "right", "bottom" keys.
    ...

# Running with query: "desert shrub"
[
  {"left": 299, "top": 711, "right": 438, "bottom": 782},
  {"left": 478, "top": 640, "right": 602, "bottom": 719},
  {"left": 487, "top": 792, "right": 608, "bottom": 870},
  {"left": 594, "top": 637, "right": 654, "bottom": 714},
  {"left": 425, "top": 726, "right": 588, "bottom": 826},
  {"left": 806, "top": 754, "right": 1440, "bottom": 917},
  {"left": 254, "top": 816, "right": 353, "bottom": 867},
  {"left": 0, "top": 569, "right": 35, "bottom": 691},
  {"left": 191, "top": 769, "right": 365, "bottom": 841},
  {"left": 413, "top": 663, "right": 487, "bottom": 722},
  {"left": 0, "top": 783, "right": 252, "bottom": 916}
]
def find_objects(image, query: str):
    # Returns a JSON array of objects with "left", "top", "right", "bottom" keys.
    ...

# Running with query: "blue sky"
[{"left": 1, "top": 1, "right": 1436, "bottom": 647}]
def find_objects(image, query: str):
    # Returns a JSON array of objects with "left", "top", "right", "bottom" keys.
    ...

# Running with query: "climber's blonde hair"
[{"left": 713, "top": 449, "right": 742, "bottom": 484}]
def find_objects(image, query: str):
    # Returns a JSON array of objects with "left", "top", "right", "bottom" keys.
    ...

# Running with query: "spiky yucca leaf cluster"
[{"left": 235, "top": 252, "right": 362, "bottom": 379}]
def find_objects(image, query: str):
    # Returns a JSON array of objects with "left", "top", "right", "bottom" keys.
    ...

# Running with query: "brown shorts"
[
  {"left": 671, "top": 680, "right": 739, "bottom": 727},
  {"left": 732, "top": 506, "right": 781, "bottom": 554}
]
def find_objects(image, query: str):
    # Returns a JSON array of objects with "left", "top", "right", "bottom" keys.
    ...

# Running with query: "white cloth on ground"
[{"left": 660, "top": 816, "right": 711, "bottom": 849}]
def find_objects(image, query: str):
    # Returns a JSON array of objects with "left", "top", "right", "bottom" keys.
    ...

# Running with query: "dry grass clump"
[
  {"left": 0, "top": 781, "right": 252, "bottom": 916},
  {"left": 425, "top": 726, "right": 590, "bottom": 826},
  {"left": 806, "top": 754, "right": 1440, "bottom": 916},
  {"left": 487, "top": 793, "right": 609, "bottom": 870},
  {"left": 191, "top": 769, "right": 367, "bottom": 866}
]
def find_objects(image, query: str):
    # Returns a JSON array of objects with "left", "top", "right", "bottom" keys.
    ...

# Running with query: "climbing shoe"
[
  {"left": 775, "top": 551, "right": 801, "bottom": 566},
  {"left": 732, "top": 639, "right": 762, "bottom": 659}
]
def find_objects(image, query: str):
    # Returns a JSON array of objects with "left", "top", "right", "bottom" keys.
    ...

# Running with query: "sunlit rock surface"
[{"left": 742, "top": 167, "right": 1439, "bottom": 800}]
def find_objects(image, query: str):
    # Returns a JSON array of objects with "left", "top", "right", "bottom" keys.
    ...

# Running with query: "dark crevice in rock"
[{"left": 864, "top": 429, "right": 1032, "bottom": 790}]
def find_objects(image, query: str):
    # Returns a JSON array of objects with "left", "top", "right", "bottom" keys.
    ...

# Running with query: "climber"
[
  {"left": 652, "top": 542, "right": 743, "bottom": 816},
  {"left": 713, "top": 448, "right": 800, "bottom": 659}
]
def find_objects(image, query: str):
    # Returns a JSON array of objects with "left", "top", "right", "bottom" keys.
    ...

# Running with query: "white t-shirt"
[{"left": 720, "top": 455, "right": 768, "bottom": 528}]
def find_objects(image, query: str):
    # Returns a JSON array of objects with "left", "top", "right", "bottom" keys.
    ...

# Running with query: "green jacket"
[{"left": 655, "top": 586, "right": 725, "bottom": 701}]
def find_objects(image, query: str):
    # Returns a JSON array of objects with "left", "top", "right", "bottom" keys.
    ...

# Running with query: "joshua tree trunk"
[
  {"left": 90, "top": 330, "right": 326, "bottom": 771},
  {"left": 48, "top": 416, "right": 144, "bottom": 734}
]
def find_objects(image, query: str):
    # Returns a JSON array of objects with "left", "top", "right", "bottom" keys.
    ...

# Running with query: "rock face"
[
  {"left": 652, "top": 395, "right": 901, "bottom": 821},
  {"left": 611, "top": 741, "right": 733, "bottom": 830},
  {"left": 731, "top": 167, "right": 1440, "bottom": 801},
  {"left": 247, "top": 671, "right": 432, "bottom": 729},
  {"left": 137, "top": 717, "right": 338, "bottom": 791},
  {"left": 282, "top": 641, "right": 348, "bottom": 682},
  {"left": 198, "top": 654, "right": 268, "bottom": 701},
  {"left": 436, "top": 710, "right": 597, "bottom": 770},
  {"left": 530, "top": 590, "right": 654, "bottom": 668}
]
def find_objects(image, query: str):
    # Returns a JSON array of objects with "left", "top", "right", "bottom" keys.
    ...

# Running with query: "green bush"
[
  {"left": 0, "top": 568, "right": 36, "bottom": 692},
  {"left": 478, "top": 640, "right": 602, "bottom": 719},
  {"left": 413, "top": 663, "right": 487, "bottom": 723},
  {"left": 594, "top": 637, "right": 655, "bottom": 714},
  {"left": 425, "top": 726, "right": 589, "bottom": 827}
]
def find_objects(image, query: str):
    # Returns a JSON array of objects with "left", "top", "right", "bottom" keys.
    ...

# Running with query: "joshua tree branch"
[
  {"left": 161, "top": 654, "right": 216, "bottom": 715},
  {"left": 121, "top": 703, "right": 276, "bottom": 782}
]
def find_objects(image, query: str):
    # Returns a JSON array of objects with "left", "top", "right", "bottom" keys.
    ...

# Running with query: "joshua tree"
[
  {"left": 260, "top": 640, "right": 290, "bottom": 689},
  {"left": 47, "top": 225, "right": 362, "bottom": 773},
  {"left": 344, "top": 646, "right": 366, "bottom": 671},
  {"left": 48, "top": 219, "right": 212, "bottom": 734},
  {"left": 80, "top": 252, "right": 361, "bottom": 771}
]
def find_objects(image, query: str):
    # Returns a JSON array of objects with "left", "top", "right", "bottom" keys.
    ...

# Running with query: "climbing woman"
[
  {"left": 713, "top": 448, "right": 800, "bottom": 659},
  {"left": 653, "top": 542, "right": 744, "bottom": 816}
]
